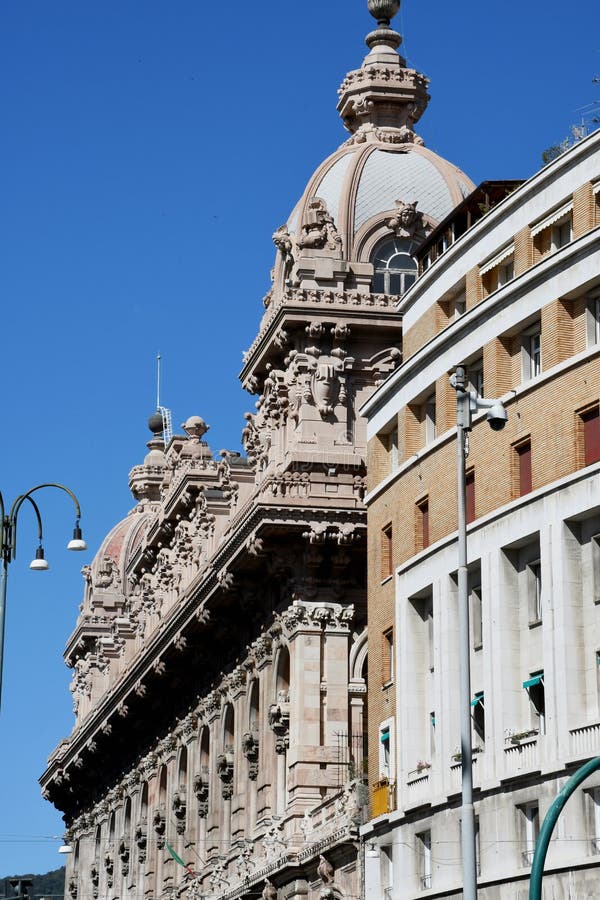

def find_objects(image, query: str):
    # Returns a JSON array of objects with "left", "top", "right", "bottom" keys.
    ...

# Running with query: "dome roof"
[
  {"left": 87, "top": 509, "right": 150, "bottom": 602},
  {"left": 276, "top": 2, "right": 475, "bottom": 268},
  {"left": 287, "top": 142, "right": 475, "bottom": 248}
]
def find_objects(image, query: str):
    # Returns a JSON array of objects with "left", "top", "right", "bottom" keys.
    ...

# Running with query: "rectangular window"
[
  {"left": 466, "top": 470, "right": 475, "bottom": 524},
  {"left": 582, "top": 407, "right": 600, "bottom": 466},
  {"left": 524, "top": 672, "right": 546, "bottom": 734},
  {"left": 520, "top": 801, "right": 540, "bottom": 866},
  {"left": 498, "top": 257, "right": 515, "bottom": 286},
  {"left": 469, "top": 359, "right": 484, "bottom": 397},
  {"left": 389, "top": 427, "right": 399, "bottom": 472},
  {"left": 528, "top": 561, "right": 542, "bottom": 624},
  {"left": 590, "top": 787, "right": 600, "bottom": 854},
  {"left": 454, "top": 292, "right": 466, "bottom": 319},
  {"left": 586, "top": 296, "right": 600, "bottom": 346},
  {"left": 471, "top": 581, "right": 483, "bottom": 650},
  {"left": 381, "top": 524, "right": 393, "bottom": 580},
  {"left": 382, "top": 627, "right": 394, "bottom": 684},
  {"left": 425, "top": 395, "right": 436, "bottom": 444},
  {"left": 379, "top": 720, "right": 394, "bottom": 781},
  {"left": 417, "top": 830, "right": 432, "bottom": 890},
  {"left": 381, "top": 845, "right": 393, "bottom": 898},
  {"left": 417, "top": 499, "right": 430, "bottom": 550},
  {"left": 522, "top": 323, "right": 542, "bottom": 382},
  {"left": 430, "top": 711, "right": 436, "bottom": 758},
  {"left": 471, "top": 691, "right": 485, "bottom": 743},
  {"left": 516, "top": 440, "right": 532, "bottom": 495},
  {"left": 552, "top": 214, "right": 573, "bottom": 250}
]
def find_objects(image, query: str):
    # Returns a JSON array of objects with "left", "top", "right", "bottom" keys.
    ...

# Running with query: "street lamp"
[
  {"left": 0, "top": 482, "right": 87, "bottom": 713},
  {"left": 449, "top": 365, "right": 507, "bottom": 900}
]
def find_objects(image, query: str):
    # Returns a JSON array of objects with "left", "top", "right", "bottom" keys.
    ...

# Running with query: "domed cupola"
[{"left": 268, "top": 0, "right": 474, "bottom": 300}]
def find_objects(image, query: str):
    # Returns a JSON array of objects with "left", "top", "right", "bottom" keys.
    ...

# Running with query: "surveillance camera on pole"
[{"left": 450, "top": 365, "right": 508, "bottom": 432}]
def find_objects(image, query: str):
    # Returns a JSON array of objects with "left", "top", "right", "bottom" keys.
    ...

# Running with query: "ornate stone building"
[{"left": 41, "top": 3, "right": 474, "bottom": 899}]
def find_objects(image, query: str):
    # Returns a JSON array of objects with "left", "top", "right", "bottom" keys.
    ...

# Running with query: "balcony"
[
  {"left": 372, "top": 779, "right": 395, "bottom": 817},
  {"left": 570, "top": 722, "right": 600, "bottom": 760}
]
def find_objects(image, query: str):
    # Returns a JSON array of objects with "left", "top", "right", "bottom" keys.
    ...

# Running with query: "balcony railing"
[
  {"left": 570, "top": 722, "right": 600, "bottom": 759},
  {"left": 420, "top": 873, "right": 432, "bottom": 889}
]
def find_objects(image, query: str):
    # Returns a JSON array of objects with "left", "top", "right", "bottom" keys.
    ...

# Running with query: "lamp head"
[
  {"left": 67, "top": 522, "right": 87, "bottom": 551},
  {"left": 30, "top": 545, "right": 49, "bottom": 571},
  {"left": 58, "top": 843, "right": 73, "bottom": 854}
]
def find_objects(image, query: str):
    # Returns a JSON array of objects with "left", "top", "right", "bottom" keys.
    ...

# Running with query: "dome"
[
  {"left": 287, "top": 142, "right": 475, "bottom": 250},
  {"left": 86, "top": 509, "right": 150, "bottom": 604},
  {"left": 271, "top": 3, "right": 475, "bottom": 279}
]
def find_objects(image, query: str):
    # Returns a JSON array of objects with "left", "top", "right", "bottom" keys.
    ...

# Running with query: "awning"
[
  {"left": 523, "top": 674, "right": 544, "bottom": 689},
  {"left": 479, "top": 243, "right": 515, "bottom": 276},
  {"left": 470, "top": 692, "right": 484, "bottom": 707},
  {"left": 380, "top": 728, "right": 390, "bottom": 743},
  {"left": 531, "top": 201, "right": 573, "bottom": 237}
]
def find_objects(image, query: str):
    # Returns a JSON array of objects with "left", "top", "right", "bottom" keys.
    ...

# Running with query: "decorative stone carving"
[
  {"left": 135, "top": 821, "right": 147, "bottom": 863},
  {"left": 94, "top": 556, "right": 121, "bottom": 589},
  {"left": 68, "top": 877, "right": 78, "bottom": 899},
  {"left": 272, "top": 225, "right": 295, "bottom": 282},
  {"left": 269, "top": 693, "right": 290, "bottom": 753},
  {"left": 216, "top": 751, "right": 234, "bottom": 799},
  {"left": 318, "top": 854, "right": 335, "bottom": 885},
  {"left": 152, "top": 805, "right": 166, "bottom": 849},
  {"left": 90, "top": 864, "right": 99, "bottom": 900},
  {"left": 385, "top": 198, "right": 427, "bottom": 239},
  {"left": 242, "top": 731, "right": 259, "bottom": 780},
  {"left": 172, "top": 790, "right": 187, "bottom": 834},
  {"left": 104, "top": 851, "right": 114, "bottom": 889},
  {"left": 262, "top": 879, "right": 278, "bottom": 900},
  {"left": 118, "top": 836, "right": 130, "bottom": 876},
  {"left": 298, "top": 198, "right": 342, "bottom": 251},
  {"left": 193, "top": 773, "right": 209, "bottom": 818}
]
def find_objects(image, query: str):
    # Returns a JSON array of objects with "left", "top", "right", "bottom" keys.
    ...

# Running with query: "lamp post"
[
  {"left": 450, "top": 366, "right": 507, "bottom": 900},
  {"left": 0, "top": 482, "right": 86, "bottom": 714}
]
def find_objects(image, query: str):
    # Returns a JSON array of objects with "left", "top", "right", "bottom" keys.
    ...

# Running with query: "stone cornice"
[{"left": 41, "top": 501, "right": 366, "bottom": 797}]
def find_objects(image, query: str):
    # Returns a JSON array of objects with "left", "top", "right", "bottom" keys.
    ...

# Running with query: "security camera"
[{"left": 486, "top": 401, "right": 508, "bottom": 431}]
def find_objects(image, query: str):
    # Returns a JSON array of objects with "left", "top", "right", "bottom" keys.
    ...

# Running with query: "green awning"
[
  {"left": 523, "top": 674, "right": 544, "bottom": 689},
  {"left": 380, "top": 728, "right": 390, "bottom": 743},
  {"left": 471, "top": 692, "right": 484, "bottom": 707}
]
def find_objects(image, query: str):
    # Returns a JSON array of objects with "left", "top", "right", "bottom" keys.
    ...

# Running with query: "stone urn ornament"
[{"left": 368, "top": 0, "right": 400, "bottom": 24}]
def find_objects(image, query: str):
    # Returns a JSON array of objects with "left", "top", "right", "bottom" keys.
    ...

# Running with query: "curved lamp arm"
[
  {"left": 10, "top": 482, "right": 83, "bottom": 522},
  {"left": 8, "top": 495, "right": 44, "bottom": 562}
]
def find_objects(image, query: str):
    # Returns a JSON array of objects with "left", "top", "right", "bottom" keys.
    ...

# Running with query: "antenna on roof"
[{"left": 156, "top": 352, "right": 173, "bottom": 446}]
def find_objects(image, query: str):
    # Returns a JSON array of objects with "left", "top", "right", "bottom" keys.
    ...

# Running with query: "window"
[
  {"left": 466, "top": 470, "right": 475, "bottom": 524},
  {"left": 372, "top": 238, "right": 418, "bottom": 296},
  {"left": 417, "top": 499, "right": 430, "bottom": 550},
  {"left": 471, "top": 691, "right": 485, "bottom": 742},
  {"left": 519, "top": 801, "right": 540, "bottom": 866},
  {"left": 379, "top": 720, "right": 394, "bottom": 780},
  {"left": 522, "top": 324, "right": 542, "bottom": 381},
  {"left": 381, "top": 524, "right": 393, "bottom": 580},
  {"left": 469, "top": 358, "right": 484, "bottom": 397},
  {"left": 524, "top": 672, "right": 545, "bottom": 734},
  {"left": 471, "top": 581, "right": 483, "bottom": 650},
  {"left": 551, "top": 214, "right": 572, "bottom": 251},
  {"left": 417, "top": 830, "right": 432, "bottom": 890},
  {"left": 388, "top": 428, "right": 399, "bottom": 472},
  {"left": 582, "top": 406, "right": 600, "bottom": 466},
  {"left": 532, "top": 203, "right": 573, "bottom": 258},
  {"left": 589, "top": 787, "right": 600, "bottom": 854},
  {"left": 381, "top": 845, "right": 393, "bottom": 898},
  {"left": 454, "top": 292, "right": 466, "bottom": 319},
  {"left": 527, "top": 561, "right": 542, "bottom": 624},
  {"left": 515, "top": 439, "right": 532, "bottom": 496},
  {"left": 430, "top": 711, "right": 436, "bottom": 757},
  {"left": 481, "top": 245, "right": 514, "bottom": 295},
  {"left": 382, "top": 627, "right": 394, "bottom": 684},
  {"left": 586, "top": 296, "right": 600, "bottom": 346},
  {"left": 425, "top": 394, "right": 436, "bottom": 444}
]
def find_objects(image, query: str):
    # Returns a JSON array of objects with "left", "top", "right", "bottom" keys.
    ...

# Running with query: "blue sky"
[{"left": 0, "top": 0, "right": 597, "bottom": 877}]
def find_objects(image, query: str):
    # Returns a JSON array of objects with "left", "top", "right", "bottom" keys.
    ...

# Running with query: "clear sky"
[{"left": 0, "top": 0, "right": 597, "bottom": 878}]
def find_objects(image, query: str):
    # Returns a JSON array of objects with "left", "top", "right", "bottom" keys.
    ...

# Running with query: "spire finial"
[{"left": 367, "top": 0, "right": 400, "bottom": 27}]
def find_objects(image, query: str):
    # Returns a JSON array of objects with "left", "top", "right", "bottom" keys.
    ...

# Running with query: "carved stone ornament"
[
  {"left": 262, "top": 879, "right": 278, "bottom": 900},
  {"left": 193, "top": 772, "right": 209, "bottom": 818},
  {"left": 216, "top": 751, "right": 234, "bottom": 798},
  {"left": 298, "top": 198, "right": 342, "bottom": 251},
  {"left": 135, "top": 821, "right": 147, "bottom": 862},
  {"left": 94, "top": 556, "right": 121, "bottom": 589},
  {"left": 242, "top": 730, "right": 259, "bottom": 780},
  {"left": 118, "top": 836, "right": 130, "bottom": 876},
  {"left": 152, "top": 805, "right": 166, "bottom": 850},
  {"left": 68, "top": 877, "right": 78, "bottom": 900},
  {"left": 172, "top": 790, "right": 187, "bottom": 834},
  {"left": 318, "top": 854, "right": 335, "bottom": 885},
  {"left": 385, "top": 198, "right": 426, "bottom": 239}
]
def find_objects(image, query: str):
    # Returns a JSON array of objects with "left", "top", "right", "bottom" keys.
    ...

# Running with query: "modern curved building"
[
  {"left": 362, "top": 129, "right": 600, "bottom": 895},
  {"left": 41, "top": 4, "right": 474, "bottom": 900}
]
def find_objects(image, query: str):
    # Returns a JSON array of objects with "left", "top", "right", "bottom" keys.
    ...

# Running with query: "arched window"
[{"left": 372, "top": 238, "right": 417, "bottom": 296}]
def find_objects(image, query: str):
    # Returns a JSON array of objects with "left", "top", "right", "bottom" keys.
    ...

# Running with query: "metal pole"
[
  {"left": 456, "top": 367, "right": 477, "bottom": 899},
  {"left": 0, "top": 557, "right": 8, "bottom": 715},
  {"left": 529, "top": 756, "right": 600, "bottom": 899}
]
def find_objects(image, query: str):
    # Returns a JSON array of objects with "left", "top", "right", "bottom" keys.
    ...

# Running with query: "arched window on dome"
[{"left": 371, "top": 238, "right": 418, "bottom": 296}]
